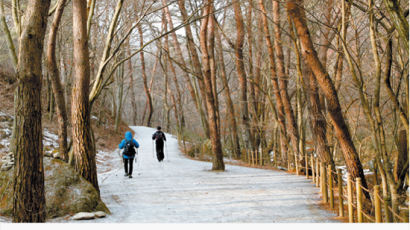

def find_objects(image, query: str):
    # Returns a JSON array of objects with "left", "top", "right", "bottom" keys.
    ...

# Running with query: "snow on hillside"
[{"left": 54, "top": 126, "right": 339, "bottom": 223}]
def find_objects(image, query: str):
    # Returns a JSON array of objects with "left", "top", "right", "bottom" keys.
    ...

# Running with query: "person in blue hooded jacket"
[{"left": 119, "top": 131, "right": 140, "bottom": 178}]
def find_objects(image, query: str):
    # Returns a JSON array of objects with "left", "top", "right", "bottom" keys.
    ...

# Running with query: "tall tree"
[
  {"left": 13, "top": 0, "right": 51, "bottom": 222},
  {"left": 215, "top": 27, "right": 241, "bottom": 159},
  {"left": 200, "top": 0, "right": 224, "bottom": 171},
  {"left": 46, "top": 0, "right": 69, "bottom": 162},
  {"left": 138, "top": 24, "right": 154, "bottom": 127},
  {"left": 272, "top": 1, "right": 300, "bottom": 168},
  {"left": 72, "top": 0, "right": 99, "bottom": 192},
  {"left": 177, "top": 0, "right": 210, "bottom": 138},
  {"left": 232, "top": 0, "right": 254, "bottom": 153},
  {"left": 286, "top": 0, "right": 369, "bottom": 197},
  {"left": 259, "top": 0, "right": 289, "bottom": 167}
]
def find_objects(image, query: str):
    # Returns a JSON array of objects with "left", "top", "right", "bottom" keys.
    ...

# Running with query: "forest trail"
[{"left": 67, "top": 126, "right": 339, "bottom": 223}]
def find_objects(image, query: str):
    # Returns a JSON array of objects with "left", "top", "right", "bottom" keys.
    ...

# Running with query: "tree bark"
[
  {"left": 138, "top": 24, "right": 153, "bottom": 127},
  {"left": 232, "top": 0, "right": 254, "bottom": 152},
  {"left": 0, "top": 0, "right": 18, "bottom": 71},
  {"left": 46, "top": 0, "right": 68, "bottom": 162},
  {"left": 272, "top": 1, "right": 300, "bottom": 165},
  {"left": 72, "top": 0, "right": 99, "bottom": 193},
  {"left": 177, "top": 0, "right": 210, "bottom": 138},
  {"left": 127, "top": 40, "right": 138, "bottom": 125},
  {"left": 200, "top": 1, "right": 224, "bottom": 171},
  {"left": 259, "top": 0, "right": 289, "bottom": 167},
  {"left": 304, "top": 66, "right": 335, "bottom": 167},
  {"left": 161, "top": 3, "right": 185, "bottom": 134},
  {"left": 382, "top": 0, "right": 409, "bottom": 51},
  {"left": 286, "top": 0, "right": 369, "bottom": 195},
  {"left": 215, "top": 27, "right": 241, "bottom": 159},
  {"left": 13, "top": 0, "right": 51, "bottom": 222}
]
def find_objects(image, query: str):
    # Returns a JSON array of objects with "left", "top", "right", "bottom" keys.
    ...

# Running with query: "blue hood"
[{"left": 125, "top": 131, "right": 133, "bottom": 141}]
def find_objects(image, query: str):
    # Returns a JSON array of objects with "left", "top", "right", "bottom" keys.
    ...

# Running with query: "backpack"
[
  {"left": 123, "top": 140, "right": 136, "bottom": 156},
  {"left": 155, "top": 131, "right": 165, "bottom": 141}
]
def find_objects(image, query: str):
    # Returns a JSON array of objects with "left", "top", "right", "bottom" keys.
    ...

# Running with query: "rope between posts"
[
  {"left": 375, "top": 192, "right": 406, "bottom": 222},
  {"left": 357, "top": 182, "right": 371, "bottom": 193},
  {"left": 361, "top": 210, "right": 375, "bottom": 222},
  {"left": 387, "top": 205, "right": 405, "bottom": 222}
]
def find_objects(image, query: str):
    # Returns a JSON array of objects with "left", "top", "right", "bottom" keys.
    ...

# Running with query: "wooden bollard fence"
[
  {"left": 305, "top": 153, "right": 309, "bottom": 179},
  {"left": 328, "top": 165, "right": 334, "bottom": 209},
  {"left": 374, "top": 185, "right": 381, "bottom": 223},
  {"left": 356, "top": 177, "right": 363, "bottom": 223},
  {"left": 311, "top": 156, "right": 315, "bottom": 183},
  {"left": 320, "top": 163, "right": 328, "bottom": 203},
  {"left": 347, "top": 174, "right": 354, "bottom": 223}
]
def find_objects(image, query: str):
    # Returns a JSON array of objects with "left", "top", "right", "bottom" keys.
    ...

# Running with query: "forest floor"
[{"left": 53, "top": 126, "right": 339, "bottom": 223}]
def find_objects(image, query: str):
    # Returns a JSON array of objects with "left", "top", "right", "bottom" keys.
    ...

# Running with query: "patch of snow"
[
  {"left": 223, "top": 158, "right": 241, "bottom": 164},
  {"left": 44, "top": 129, "right": 59, "bottom": 141},
  {"left": 3, "top": 128, "right": 11, "bottom": 136},
  {"left": 43, "top": 129, "right": 59, "bottom": 148},
  {"left": 0, "top": 139, "right": 10, "bottom": 148},
  {"left": 336, "top": 166, "right": 373, "bottom": 183},
  {"left": 91, "top": 115, "right": 98, "bottom": 120},
  {"left": 72, "top": 212, "right": 96, "bottom": 220},
  {"left": 94, "top": 211, "right": 106, "bottom": 218}
]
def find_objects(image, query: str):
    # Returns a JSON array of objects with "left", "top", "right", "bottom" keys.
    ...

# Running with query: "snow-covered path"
[{"left": 79, "top": 126, "right": 339, "bottom": 223}]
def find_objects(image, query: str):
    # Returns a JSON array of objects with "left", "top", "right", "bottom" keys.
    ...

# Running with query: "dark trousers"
[
  {"left": 156, "top": 141, "right": 164, "bottom": 162},
  {"left": 123, "top": 158, "right": 134, "bottom": 175}
]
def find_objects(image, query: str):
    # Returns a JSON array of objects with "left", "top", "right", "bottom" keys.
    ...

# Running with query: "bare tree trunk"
[
  {"left": 138, "top": 24, "right": 153, "bottom": 127},
  {"left": 200, "top": 1, "right": 224, "bottom": 171},
  {"left": 305, "top": 66, "right": 335, "bottom": 167},
  {"left": 177, "top": 0, "right": 210, "bottom": 138},
  {"left": 232, "top": 0, "right": 254, "bottom": 152},
  {"left": 13, "top": 0, "right": 50, "bottom": 222},
  {"left": 215, "top": 28, "right": 241, "bottom": 159},
  {"left": 272, "top": 1, "right": 300, "bottom": 169},
  {"left": 208, "top": 15, "right": 221, "bottom": 141},
  {"left": 246, "top": 0, "right": 260, "bottom": 162},
  {"left": 383, "top": 38, "right": 409, "bottom": 131},
  {"left": 286, "top": 0, "right": 369, "bottom": 196},
  {"left": 127, "top": 40, "right": 137, "bottom": 125},
  {"left": 46, "top": 0, "right": 68, "bottom": 162},
  {"left": 0, "top": 0, "right": 17, "bottom": 71},
  {"left": 382, "top": 0, "right": 409, "bottom": 51},
  {"left": 114, "top": 62, "right": 124, "bottom": 132},
  {"left": 161, "top": 5, "right": 185, "bottom": 135},
  {"left": 72, "top": 0, "right": 99, "bottom": 193},
  {"left": 259, "top": 0, "right": 289, "bottom": 167}
]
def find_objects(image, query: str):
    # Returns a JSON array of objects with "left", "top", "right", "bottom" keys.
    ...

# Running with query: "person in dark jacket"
[
  {"left": 152, "top": 126, "right": 166, "bottom": 162},
  {"left": 119, "top": 131, "right": 140, "bottom": 178}
]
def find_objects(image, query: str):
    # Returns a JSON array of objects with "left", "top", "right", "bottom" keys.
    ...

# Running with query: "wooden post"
[
  {"left": 295, "top": 154, "right": 299, "bottom": 175},
  {"left": 319, "top": 162, "right": 323, "bottom": 194},
  {"left": 374, "top": 185, "right": 381, "bottom": 223},
  {"left": 356, "top": 177, "right": 363, "bottom": 223},
  {"left": 323, "top": 163, "right": 328, "bottom": 203},
  {"left": 305, "top": 153, "right": 309, "bottom": 178},
  {"left": 381, "top": 179, "right": 392, "bottom": 222},
  {"left": 311, "top": 155, "right": 315, "bottom": 183},
  {"left": 347, "top": 174, "right": 354, "bottom": 223},
  {"left": 328, "top": 165, "right": 334, "bottom": 209},
  {"left": 315, "top": 157, "right": 319, "bottom": 187},
  {"left": 337, "top": 169, "right": 344, "bottom": 217},
  {"left": 320, "top": 163, "right": 328, "bottom": 203}
]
